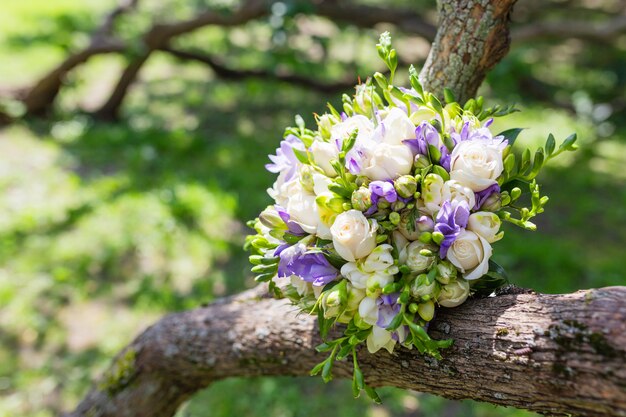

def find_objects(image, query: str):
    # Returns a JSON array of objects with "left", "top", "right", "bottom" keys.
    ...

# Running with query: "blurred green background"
[{"left": 0, "top": 0, "right": 624, "bottom": 416}]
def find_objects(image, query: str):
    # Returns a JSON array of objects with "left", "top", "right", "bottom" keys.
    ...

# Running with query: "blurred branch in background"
[{"left": 2, "top": 0, "right": 625, "bottom": 123}]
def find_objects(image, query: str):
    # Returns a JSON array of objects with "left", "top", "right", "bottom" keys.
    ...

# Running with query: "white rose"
[
  {"left": 380, "top": 107, "right": 416, "bottom": 146},
  {"left": 285, "top": 181, "right": 320, "bottom": 234},
  {"left": 468, "top": 212, "right": 503, "bottom": 243},
  {"left": 330, "top": 210, "right": 377, "bottom": 262},
  {"left": 362, "top": 142, "right": 413, "bottom": 181},
  {"left": 331, "top": 115, "right": 375, "bottom": 143},
  {"left": 438, "top": 278, "right": 470, "bottom": 307},
  {"left": 422, "top": 174, "right": 445, "bottom": 214},
  {"left": 450, "top": 139, "right": 506, "bottom": 192},
  {"left": 447, "top": 230, "right": 492, "bottom": 280},
  {"left": 366, "top": 326, "right": 396, "bottom": 354},
  {"left": 442, "top": 180, "right": 476, "bottom": 210},
  {"left": 401, "top": 241, "right": 436, "bottom": 273},
  {"left": 310, "top": 140, "right": 339, "bottom": 177},
  {"left": 358, "top": 296, "right": 378, "bottom": 325}
]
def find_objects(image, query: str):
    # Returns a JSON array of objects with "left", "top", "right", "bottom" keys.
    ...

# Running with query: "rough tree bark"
[
  {"left": 420, "top": 0, "right": 517, "bottom": 104},
  {"left": 67, "top": 286, "right": 626, "bottom": 417}
]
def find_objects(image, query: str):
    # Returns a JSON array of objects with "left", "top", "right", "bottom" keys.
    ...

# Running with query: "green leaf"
[
  {"left": 545, "top": 134, "right": 556, "bottom": 156},
  {"left": 292, "top": 147, "right": 310, "bottom": 164},
  {"left": 431, "top": 164, "right": 450, "bottom": 181},
  {"left": 470, "top": 260, "right": 509, "bottom": 296},
  {"left": 385, "top": 312, "right": 404, "bottom": 331},
  {"left": 321, "top": 356, "right": 334, "bottom": 382},
  {"left": 408, "top": 65, "right": 423, "bottom": 97},
  {"left": 497, "top": 128, "right": 524, "bottom": 146},
  {"left": 364, "top": 385, "right": 382, "bottom": 404},
  {"left": 443, "top": 88, "right": 456, "bottom": 104}
]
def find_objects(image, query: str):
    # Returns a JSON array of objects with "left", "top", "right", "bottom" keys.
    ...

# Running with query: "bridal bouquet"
[{"left": 245, "top": 33, "right": 577, "bottom": 401}]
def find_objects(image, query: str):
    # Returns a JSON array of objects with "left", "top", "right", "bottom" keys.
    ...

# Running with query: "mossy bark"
[
  {"left": 419, "top": 0, "right": 517, "bottom": 103},
  {"left": 67, "top": 286, "right": 626, "bottom": 417}
]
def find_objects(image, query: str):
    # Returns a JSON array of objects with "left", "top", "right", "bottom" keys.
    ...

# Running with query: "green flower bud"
[
  {"left": 394, "top": 175, "right": 418, "bottom": 199},
  {"left": 299, "top": 165, "right": 316, "bottom": 193},
  {"left": 418, "top": 300, "right": 435, "bottom": 321},
  {"left": 316, "top": 113, "right": 336, "bottom": 140},
  {"left": 482, "top": 192, "right": 502, "bottom": 211},
  {"left": 389, "top": 211, "right": 401, "bottom": 225},
  {"left": 410, "top": 274, "right": 439, "bottom": 299},
  {"left": 435, "top": 260, "right": 457, "bottom": 285},
  {"left": 258, "top": 206, "right": 285, "bottom": 230},
  {"left": 351, "top": 187, "right": 372, "bottom": 212},
  {"left": 414, "top": 154, "right": 431, "bottom": 169}
]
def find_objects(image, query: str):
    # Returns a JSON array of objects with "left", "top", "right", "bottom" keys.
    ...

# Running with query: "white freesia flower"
[
  {"left": 450, "top": 138, "right": 506, "bottom": 192},
  {"left": 442, "top": 180, "right": 476, "bottom": 210},
  {"left": 366, "top": 274, "right": 395, "bottom": 297},
  {"left": 422, "top": 173, "right": 445, "bottom": 214},
  {"left": 366, "top": 326, "right": 396, "bottom": 354},
  {"left": 447, "top": 230, "right": 492, "bottom": 280},
  {"left": 285, "top": 181, "right": 320, "bottom": 234},
  {"left": 340, "top": 262, "right": 370, "bottom": 289},
  {"left": 330, "top": 210, "right": 377, "bottom": 262},
  {"left": 401, "top": 241, "right": 436, "bottom": 273},
  {"left": 331, "top": 115, "right": 375, "bottom": 143},
  {"left": 438, "top": 278, "right": 470, "bottom": 307},
  {"left": 267, "top": 170, "right": 295, "bottom": 208},
  {"left": 312, "top": 172, "right": 332, "bottom": 196},
  {"left": 468, "top": 211, "right": 503, "bottom": 243},
  {"left": 362, "top": 244, "right": 398, "bottom": 274},
  {"left": 290, "top": 275, "right": 313, "bottom": 296},
  {"left": 380, "top": 107, "right": 416, "bottom": 146},
  {"left": 310, "top": 140, "right": 339, "bottom": 177},
  {"left": 346, "top": 284, "right": 366, "bottom": 311},
  {"left": 358, "top": 297, "right": 379, "bottom": 325}
]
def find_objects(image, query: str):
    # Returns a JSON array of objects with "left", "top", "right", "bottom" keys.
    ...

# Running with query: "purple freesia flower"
[
  {"left": 265, "top": 135, "right": 304, "bottom": 182},
  {"left": 276, "top": 243, "right": 339, "bottom": 286},
  {"left": 434, "top": 200, "right": 470, "bottom": 258},
  {"left": 404, "top": 121, "right": 440, "bottom": 156},
  {"left": 474, "top": 184, "right": 500, "bottom": 210},
  {"left": 365, "top": 180, "right": 398, "bottom": 215},
  {"left": 274, "top": 205, "right": 305, "bottom": 235},
  {"left": 376, "top": 293, "right": 401, "bottom": 328}
]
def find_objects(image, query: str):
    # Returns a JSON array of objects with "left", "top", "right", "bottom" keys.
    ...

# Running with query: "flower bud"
[
  {"left": 346, "top": 284, "right": 366, "bottom": 311},
  {"left": 405, "top": 241, "right": 436, "bottom": 273},
  {"left": 438, "top": 278, "right": 470, "bottom": 308},
  {"left": 418, "top": 300, "right": 435, "bottom": 321},
  {"left": 321, "top": 282, "right": 346, "bottom": 318},
  {"left": 416, "top": 215, "right": 435, "bottom": 232},
  {"left": 410, "top": 274, "right": 439, "bottom": 299},
  {"left": 299, "top": 164, "right": 316, "bottom": 193},
  {"left": 480, "top": 191, "right": 502, "bottom": 211},
  {"left": 258, "top": 206, "right": 286, "bottom": 230},
  {"left": 394, "top": 175, "right": 418, "bottom": 199},
  {"left": 414, "top": 154, "right": 431, "bottom": 169},
  {"left": 435, "top": 260, "right": 457, "bottom": 285},
  {"left": 366, "top": 273, "right": 394, "bottom": 297},
  {"left": 351, "top": 187, "right": 372, "bottom": 212},
  {"left": 316, "top": 114, "right": 336, "bottom": 140}
]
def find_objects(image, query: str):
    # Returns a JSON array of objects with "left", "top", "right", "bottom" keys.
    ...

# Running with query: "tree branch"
[
  {"left": 513, "top": 15, "right": 626, "bottom": 43},
  {"left": 160, "top": 46, "right": 357, "bottom": 93},
  {"left": 66, "top": 285, "right": 626, "bottom": 417},
  {"left": 420, "top": 0, "right": 518, "bottom": 103},
  {"left": 20, "top": 0, "right": 138, "bottom": 116}
]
